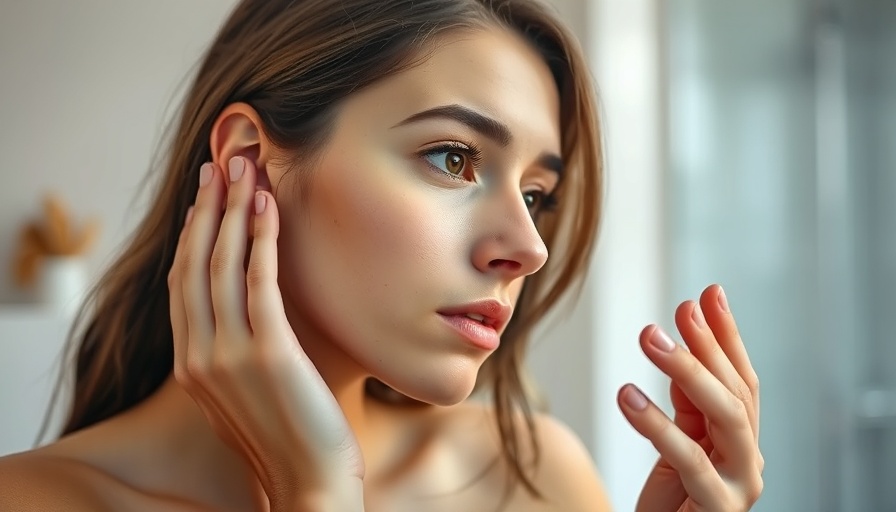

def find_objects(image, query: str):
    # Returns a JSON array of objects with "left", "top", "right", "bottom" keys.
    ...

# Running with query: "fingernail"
[
  {"left": 718, "top": 286, "right": 730, "bottom": 312},
  {"left": 229, "top": 157, "right": 244, "bottom": 182},
  {"left": 691, "top": 303, "right": 706, "bottom": 328},
  {"left": 649, "top": 326, "right": 677, "bottom": 352},
  {"left": 199, "top": 163, "right": 213, "bottom": 188},
  {"left": 623, "top": 385, "right": 649, "bottom": 411},
  {"left": 185, "top": 206, "right": 194, "bottom": 225},
  {"left": 255, "top": 192, "right": 267, "bottom": 214}
]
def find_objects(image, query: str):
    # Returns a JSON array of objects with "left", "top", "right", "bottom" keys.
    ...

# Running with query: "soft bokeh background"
[{"left": 1, "top": 1, "right": 894, "bottom": 511}]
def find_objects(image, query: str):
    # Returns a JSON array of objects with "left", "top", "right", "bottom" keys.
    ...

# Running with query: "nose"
[{"left": 470, "top": 190, "right": 549, "bottom": 280}]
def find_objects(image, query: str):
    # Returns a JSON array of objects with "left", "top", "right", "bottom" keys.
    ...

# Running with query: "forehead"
[{"left": 341, "top": 27, "right": 562, "bottom": 151}]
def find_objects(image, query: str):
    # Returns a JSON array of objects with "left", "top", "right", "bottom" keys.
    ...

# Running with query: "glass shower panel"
[
  {"left": 843, "top": 1, "right": 896, "bottom": 509},
  {"left": 665, "top": 0, "right": 895, "bottom": 510}
]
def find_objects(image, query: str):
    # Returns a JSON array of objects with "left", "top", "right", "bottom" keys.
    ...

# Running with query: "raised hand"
[
  {"left": 167, "top": 157, "right": 365, "bottom": 511},
  {"left": 618, "top": 285, "right": 763, "bottom": 511}
]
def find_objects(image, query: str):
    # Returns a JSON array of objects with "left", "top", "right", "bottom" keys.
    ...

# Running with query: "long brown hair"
[{"left": 48, "top": 0, "right": 603, "bottom": 503}]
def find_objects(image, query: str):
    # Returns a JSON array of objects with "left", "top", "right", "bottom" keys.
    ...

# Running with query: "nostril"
[{"left": 489, "top": 259, "right": 522, "bottom": 271}]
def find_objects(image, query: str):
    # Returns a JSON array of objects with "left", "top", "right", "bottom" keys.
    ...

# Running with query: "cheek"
[
  {"left": 315, "top": 171, "right": 445, "bottom": 291},
  {"left": 274, "top": 156, "right": 498, "bottom": 404},
  {"left": 278, "top": 154, "right": 472, "bottom": 334}
]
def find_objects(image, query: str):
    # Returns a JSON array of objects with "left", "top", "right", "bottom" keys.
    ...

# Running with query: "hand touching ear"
[
  {"left": 168, "top": 158, "right": 365, "bottom": 511},
  {"left": 619, "top": 286, "right": 763, "bottom": 512}
]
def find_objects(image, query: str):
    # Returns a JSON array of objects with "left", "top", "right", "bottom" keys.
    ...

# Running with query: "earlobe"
[{"left": 209, "top": 102, "right": 272, "bottom": 185}]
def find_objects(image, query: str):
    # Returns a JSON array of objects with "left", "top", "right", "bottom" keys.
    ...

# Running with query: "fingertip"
[
  {"left": 252, "top": 191, "right": 279, "bottom": 239},
  {"left": 674, "top": 300, "right": 691, "bottom": 316},
  {"left": 699, "top": 284, "right": 725, "bottom": 311},
  {"left": 717, "top": 286, "right": 730, "bottom": 313},
  {"left": 639, "top": 323, "right": 657, "bottom": 343},
  {"left": 254, "top": 191, "right": 267, "bottom": 215},
  {"left": 674, "top": 300, "right": 697, "bottom": 327},
  {"left": 199, "top": 162, "right": 214, "bottom": 188},
  {"left": 619, "top": 383, "right": 649, "bottom": 412}
]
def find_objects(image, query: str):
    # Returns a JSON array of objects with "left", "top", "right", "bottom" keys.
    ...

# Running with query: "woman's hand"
[
  {"left": 618, "top": 285, "right": 763, "bottom": 512},
  {"left": 167, "top": 157, "right": 365, "bottom": 511}
]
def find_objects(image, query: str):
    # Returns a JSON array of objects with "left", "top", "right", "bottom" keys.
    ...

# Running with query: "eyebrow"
[{"left": 392, "top": 104, "right": 564, "bottom": 178}]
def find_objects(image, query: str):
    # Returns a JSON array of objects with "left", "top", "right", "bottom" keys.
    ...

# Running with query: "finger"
[
  {"left": 182, "top": 162, "right": 226, "bottom": 356},
  {"left": 669, "top": 381, "right": 711, "bottom": 453},
  {"left": 700, "top": 285, "right": 761, "bottom": 442},
  {"left": 169, "top": 206, "right": 193, "bottom": 378},
  {"left": 641, "top": 325, "right": 756, "bottom": 469},
  {"left": 209, "top": 156, "right": 254, "bottom": 338},
  {"left": 674, "top": 300, "right": 757, "bottom": 443},
  {"left": 245, "top": 190, "right": 289, "bottom": 338},
  {"left": 170, "top": 204, "right": 237, "bottom": 435},
  {"left": 618, "top": 384, "right": 728, "bottom": 509}
]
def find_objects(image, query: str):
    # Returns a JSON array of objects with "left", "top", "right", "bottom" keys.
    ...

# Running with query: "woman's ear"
[{"left": 209, "top": 102, "right": 272, "bottom": 190}]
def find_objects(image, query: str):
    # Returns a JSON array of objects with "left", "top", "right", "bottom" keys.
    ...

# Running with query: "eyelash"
[
  {"left": 419, "top": 141, "right": 483, "bottom": 182},
  {"left": 417, "top": 141, "right": 560, "bottom": 217}
]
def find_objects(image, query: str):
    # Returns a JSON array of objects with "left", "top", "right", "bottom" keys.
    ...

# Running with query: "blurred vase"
[{"left": 38, "top": 256, "right": 87, "bottom": 316}]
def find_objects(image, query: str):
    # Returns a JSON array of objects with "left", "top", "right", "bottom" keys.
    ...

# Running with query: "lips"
[{"left": 436, "top": 299, "right": 512, "bottom": 334}]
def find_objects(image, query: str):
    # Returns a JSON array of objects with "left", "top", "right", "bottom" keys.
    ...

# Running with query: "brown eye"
[
  {"left": 444, "top": 152, "right": 465, "bottom": 176},
  {"left": 422, "top": 147, "right": 475, "bottom": 180}
]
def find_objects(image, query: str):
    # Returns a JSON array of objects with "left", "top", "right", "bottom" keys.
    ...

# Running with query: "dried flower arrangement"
[{"left": 12, "top": 194, "right": 100, "bottom": 288}]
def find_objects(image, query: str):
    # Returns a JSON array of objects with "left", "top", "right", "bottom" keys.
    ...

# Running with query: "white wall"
[
  {"left": 0, "top": 307, "right": 71, "bottom": 454},
  {"left": 0, "top": 0, "right": 239, "bottom": 304}
]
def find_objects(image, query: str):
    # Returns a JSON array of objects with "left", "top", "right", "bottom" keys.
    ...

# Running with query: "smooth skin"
[{"left": 0, "top": 27, "right": 762, "bottom": 511}]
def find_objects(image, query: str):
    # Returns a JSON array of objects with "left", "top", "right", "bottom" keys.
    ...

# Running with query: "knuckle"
[
  {"left": 246, "top": 261, "right": 271, "bottom": 288},
  {"left": 682, "top": 354, "right": 704, "bottom": 381},
  {"left": 226, "top": 190, "right": 244, "bottom": 211},
  {"left": 208, "top": 352, "right": 233, "bottom": 378},
  {"left": 172, "top": 363, "right": 190, "bottom": 386},
  {"left": 176, "top": 361, "right": 203, "bottom": 392},
  {"left": 209, "top": 247, "right": 233, "bottom": 278},
  {"left": 732, "top": 381, "right": 753, "bottom": 407},
  {"left": 746, "top": 473, "right": 764, "bottom": 503},
  {"left": 746, "top": 372, "right": 760, "bottom": 397},
  {"left": 253, "top": 222, "right": 267, "bottom": 241},
  {"left": 209, "top": 347, "right": 252, "bottom": 378},
  {"left": 723, "top": 391, "right": 750, "bottom": 425},
  {"left": 687, "top": 442, "right": 711, "bottom": 473},
  {"left": 179, "top": 250, "right": 199, "bottom": 276},
  {"left": 651, "top": 416, "right": 673, "bottom": 438},
  {"left": 704, "top": 337, "right": 723, "bottom": 358},
  {"left": 184, "top": 354, "right": 209, "bottom": 381},
  {"left": 726, "top": 324, "right": 741, "bottom": 342}
]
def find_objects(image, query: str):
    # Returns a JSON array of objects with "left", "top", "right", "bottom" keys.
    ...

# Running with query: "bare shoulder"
[
  {"left": 0, "top": 449, "right": 118, "bottom": 512},
  {"left": 435, "top": 400, "right": 613, "bottom": 511},
  {"left": 527, "top": 413, "right": 613, "bottom": 512},
  {"left": 0, "top": 447, "right": 204, "bottom": 512}
]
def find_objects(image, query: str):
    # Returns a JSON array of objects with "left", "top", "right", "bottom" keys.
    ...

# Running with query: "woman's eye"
[
  {"left": 523, "top": 190, "right": 558, "bottom": 218},
  {"left": 423, "top": 151, "right": 469, "bottom": 179},
  {"left": 523, "top": 190, "right": 544, "bottom": 211}
]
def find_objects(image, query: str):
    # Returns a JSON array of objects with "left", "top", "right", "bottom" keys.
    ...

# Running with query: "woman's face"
[{"left": 273, "top": 27, "right": 562, "bottom": 405}]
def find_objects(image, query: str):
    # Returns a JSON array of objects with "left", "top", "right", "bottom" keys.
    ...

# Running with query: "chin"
[{"left": 378, "top": 363, "right": 480, "bottom": 407}]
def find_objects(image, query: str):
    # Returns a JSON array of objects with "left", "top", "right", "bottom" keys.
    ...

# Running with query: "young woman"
[{"left": 0, "top": 0, "right": 763, "bottom": 510}]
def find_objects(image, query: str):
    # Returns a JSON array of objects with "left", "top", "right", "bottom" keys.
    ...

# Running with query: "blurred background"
[{"left": 1, "top": 0, "right": 893, "bottom": 511}]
